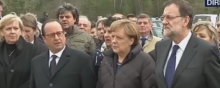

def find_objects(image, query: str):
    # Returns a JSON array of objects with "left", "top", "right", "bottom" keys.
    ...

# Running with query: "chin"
[{"left": 112, "top": 49, "right": 119, "bottom": 53}]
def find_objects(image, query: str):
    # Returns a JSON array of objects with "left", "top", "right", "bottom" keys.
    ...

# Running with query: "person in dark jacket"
[
  {"left": 20, "top": 12, "right": 48, "bottom": 53},
  {"left": 97, "top": 19, "right": 157, "bottom": 88},
  {"left": 0, "top": 14, "right": 40, "bottom": 88}
]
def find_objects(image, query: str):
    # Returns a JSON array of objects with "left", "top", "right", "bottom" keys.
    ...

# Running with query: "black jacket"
[
  {"left": 0, "top": 36, "right": 40, "bottom": 88},
  {"left": 97, "top": 44, "right": 157, "bottom": 88}
]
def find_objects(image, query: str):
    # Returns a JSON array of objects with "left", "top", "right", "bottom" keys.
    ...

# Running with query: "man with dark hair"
[
  {"left": 155, "top": 0, "right": 220, "bottom": 88},
  {"left": 30, "top": 19, "right": 96, "bottom": 88},
  {"left": 127, "top": 14, "right": 136, "bottom": 22},
  {"left": 56, "top": 2, "right": 96, "bottom": 56}
]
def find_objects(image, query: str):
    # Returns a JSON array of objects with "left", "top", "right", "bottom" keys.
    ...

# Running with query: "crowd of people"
[{"left": 0, "top": 0, "right": 220, "bottom": 88}]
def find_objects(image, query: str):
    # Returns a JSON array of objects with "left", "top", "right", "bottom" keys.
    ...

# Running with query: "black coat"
[
  {"left": 0, "top": 36, "right": 40, "bottom": 88},
  {"left": 30, "top": 46, "right": 96, "bottom": 88},
  {"left": 97, "top": 44, "right": 157, "bottom": 88},
  {"left": 33, "top": 37, "right": 47, "bottom": 53}
]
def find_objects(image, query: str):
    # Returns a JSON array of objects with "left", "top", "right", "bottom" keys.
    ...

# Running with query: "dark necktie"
[
  {"left": 141, "top": 37, "right": 147, "bottom": 47},
  {"left": 165, "top": 45, "right": 179, "bottom": 88},
  {"left": 50, "top": 55, "right": 57, "bottom": 76}
]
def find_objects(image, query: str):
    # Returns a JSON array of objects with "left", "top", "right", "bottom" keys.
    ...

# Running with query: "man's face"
[
  {"left": 137, "top": 18, "right": 152, "bottom": 34},
  {"left": 43, "top": 21, "right": 66, "bottom": 53},
  {"left": 23, "top": 26, "right": 36, "bottom": 43},
  {"left": 162, "top": 4, "right": 187, "bottom": 38},
  {"left": 97, "top": 22, "right": 104, "bottom": 40},
  {"left": 58, "top": 11, "right": 76, "bottom": 29},
  {"left": 78, "top": 18, "right": 91, "bottom": 33}
]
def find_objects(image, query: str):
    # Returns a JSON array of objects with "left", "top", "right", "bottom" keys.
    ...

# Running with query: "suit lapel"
[
  {"left": 42, "top": 52, "right": 51, "bottom": 78},
  {"left": 157, "top": 39, "right": 172, "bottom": 88},
  {"left": 51, "top": 47, "right": 70, "bottom": 78},
  {"left": 172, "top": 35, "right": 198, "bottom": 86}
]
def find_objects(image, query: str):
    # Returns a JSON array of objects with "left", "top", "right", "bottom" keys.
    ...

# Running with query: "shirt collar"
[
  {"left": 172, "top": 31, "right": 191, "bottom": 51},
  {"left": 49, "top": 46, "right": 66, "bottom": 58},
  {"left": 30, "top": 40, "right": 34, "bottom": 44},
  {"left": 140, "top": 35, "right": 149, "bottom": 40}
]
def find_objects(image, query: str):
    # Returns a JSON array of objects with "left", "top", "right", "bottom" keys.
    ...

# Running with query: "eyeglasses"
[
  {"left": 160, "top": 15, "right": 182, "bottom": 21},
  {"left": 45, "top": 31, "right": 66, "bottom": 38}
]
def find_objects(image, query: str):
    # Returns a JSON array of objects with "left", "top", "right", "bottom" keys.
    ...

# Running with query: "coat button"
[
  {"left": 10, "top": 69, "right": 14, "bottom": 73},
  {"left": 49, "top": 83, "right": 53, "bottom": 87}
]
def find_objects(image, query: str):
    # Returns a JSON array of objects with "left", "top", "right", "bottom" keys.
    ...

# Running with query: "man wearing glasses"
[
  {"left": 155, "top": 0, "right": 220, "bottom": 88},
  {"left": 29, "top": 19, "right": 96, "bottom": 88}
]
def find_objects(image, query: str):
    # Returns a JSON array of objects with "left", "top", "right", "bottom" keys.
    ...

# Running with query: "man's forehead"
[
  {"left": 79, "top": 18, "right": 89, "bottom": 23},
  {"left": 163, "top": 4, "right": 180, "bottom": 15}
]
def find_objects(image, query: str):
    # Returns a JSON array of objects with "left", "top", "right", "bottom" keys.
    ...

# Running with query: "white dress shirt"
[
  {"left": 163, "top": 31, "right": 192, "bottom": 76},
  {"left": 30, "top": 40, "right": 34, "bottom": 44},
  {"left": 48, "top": 46, "right": 66, "bottom": 67}
]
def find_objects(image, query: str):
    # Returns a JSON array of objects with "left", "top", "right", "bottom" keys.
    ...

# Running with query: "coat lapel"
[
  {"left": 51, "top": 47, "right": 70, "bottom": 78},
  {"left": 172, "top": 35, "right": 198, "bottom": 86},
  {"left": 157, "top": 39, "right": 172, "bottom": 88},
  {"left": 41, "top": 52, "right": 51, "bottom": 78}
]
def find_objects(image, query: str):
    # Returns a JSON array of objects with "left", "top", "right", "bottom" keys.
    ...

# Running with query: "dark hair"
[
  {"left": 104, "top": 16, "right": 121, "bottom": 27},
  {"left": 91, "top": 21, "right": 96, "bottom": 29},
  {"left": 163, "top": 0, "right": 193, "bottom": 28},
  {"left": 0, "top": 1, "right": 4, "bottom": 6},
  {"left": 127, "top": 14, "right": 136, "bottom": 18},
  {"left": 41, "top": 19, "right": 63, "bottom": 36},
  {"left": 56, "top": 2, "right": 79, "bottom": 24}
]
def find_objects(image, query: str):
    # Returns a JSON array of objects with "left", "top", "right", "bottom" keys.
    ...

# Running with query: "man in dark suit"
[
  {"left": 30, "top": 19, "right": 96, "bottom": 88},
  {"left": 155, "top": 0, "right": 220, "bottom": 88}
]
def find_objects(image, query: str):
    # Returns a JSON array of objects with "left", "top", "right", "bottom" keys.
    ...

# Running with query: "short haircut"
[
  {"left": 0, "top": 13, "right": 23, "bottom": 41},
  {"left": 104, "top": 16, "right": 121, "bottom": 27},
  {"left": 163, "top": 0, "right": 193, "bottom": 28},
  {"left": 192, "top": 21, "right": 219, "bottom": 48},
  {"left": 20, "top": 12, "right": 38, "bottom": 31},
  {"left": 110, "top": 19, "right": 140, "bottom": 47},
  {"left": 137, "top": 13, "right": 152, "bottom": 23},
  {"left": 41, "top": 19, "right": 63, "bottom": 36},
  {"left": 56, "top": 2, "right": 79, "bottom": 24},
  {"left": 127, "top": 14, "right": 136, "bottom": 18},
  {"left": 79, "top": 15, "right": 91, "bottom": 27},
  {"left": 91, "top": 21, "right": 96, "bottom": 29}
]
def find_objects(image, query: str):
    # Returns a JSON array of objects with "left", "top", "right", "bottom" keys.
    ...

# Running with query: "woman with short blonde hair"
[
  {"left": 0, "top": 13, "right": 40, "bottom": 88},
  {"left": 192, "top": 21, "right": 219, "bottom": 48},
  {"left": 97, "top": 19, "right": 156, "bottom": 88}
]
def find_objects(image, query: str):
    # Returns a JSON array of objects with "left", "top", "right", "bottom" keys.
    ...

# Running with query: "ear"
[
  {"left": 42, "top": 36, "right": 47, "bottom": 43},
  {"left": 183, "top": 16, "right": 190, "bottom": 27},
  {"left": 129, "top": 37, "right": 134, "bottom": 46}
]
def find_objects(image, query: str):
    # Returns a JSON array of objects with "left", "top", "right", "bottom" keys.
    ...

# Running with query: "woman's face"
[
  {"left": 194, "top": 29, "right": 212, "bottom": 43},
  {"left": 111, "top": 28, "right": 134, "bottom": 54},
  {"left": 90, "top": 28, "right": 97, "bottom": 38},
  {"left": 1, "top": 21, "right": 22, "bottom": 44},
  {"left": 104, "top": 27, "right": 112, "bottom": 46}
]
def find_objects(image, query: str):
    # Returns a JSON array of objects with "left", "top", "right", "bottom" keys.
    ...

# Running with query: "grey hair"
[{"left": 79, "top": 15, "right": 91, "bottom": 28}]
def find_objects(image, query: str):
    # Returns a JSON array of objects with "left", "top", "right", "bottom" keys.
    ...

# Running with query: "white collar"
[
  {"left": 172, "top": 31, "right": 191, "bottom": 51},
  {"left": 49, "top": 46, "right": 66, "bottom": 58},
  {"left": 30, "top": 40, "right": 34, "bottom": 44}
]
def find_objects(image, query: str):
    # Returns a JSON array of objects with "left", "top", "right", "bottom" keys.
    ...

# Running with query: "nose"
[
  {"left": 54, "top": 34, "right": 59, "bottom": 39},
  {"left": 112, "top": 37, "right": 116, "bottom": 43}
]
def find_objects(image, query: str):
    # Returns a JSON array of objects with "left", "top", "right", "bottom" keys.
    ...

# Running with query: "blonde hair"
[
  {"left": 110, "top": 19, "right": 140, "bottom": 47},
  {"left": 192, "top": 21, "right": 219, "bottom": 48},
  {"left": 0, "top": 13, "right": 24, "bottom": 41}
]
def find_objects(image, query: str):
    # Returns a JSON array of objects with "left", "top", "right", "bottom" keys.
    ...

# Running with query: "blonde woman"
[{"left": 192, "top": 21, "right": 220, "bottom": 55}]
